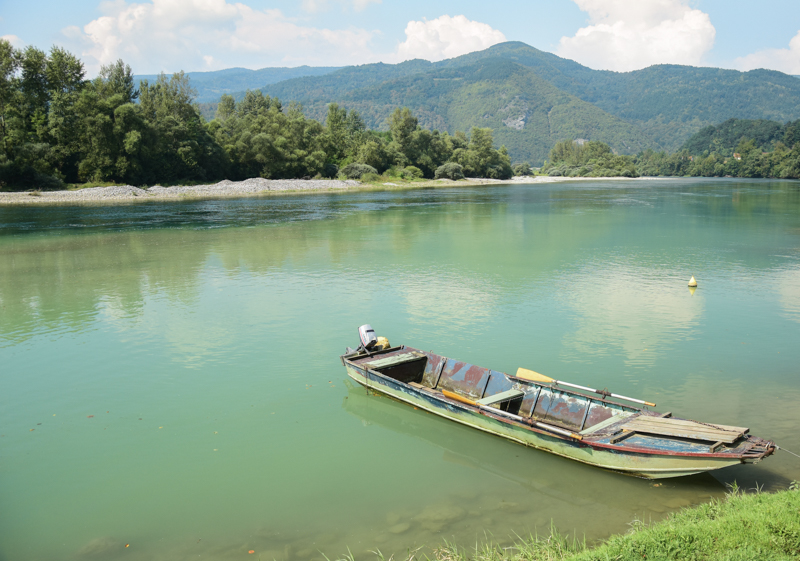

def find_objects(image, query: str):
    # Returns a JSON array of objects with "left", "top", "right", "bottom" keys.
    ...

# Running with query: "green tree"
[
  {"left": 0, "top": 39, "right": 20, "bottom": 157},
  {"left": 70, "top": 60, "right": 153, "bottom": 184},
  {"left": 389, "top": 107, "right": 418, "bottom": 164},
  {"left": 324, "top": 102, "right": 348, "bottom": 161},
  {"left": 215, "top": 94, "right": 236, "bottom": 122},
  {"left": 94, "top": 59, "right": 137, "bottom": 103},
  {"left": 139, "top": 71, "right": 223, "bottom": 182},
  {"left": 46, "top": 47, "right": 85, "bottom": 97}
]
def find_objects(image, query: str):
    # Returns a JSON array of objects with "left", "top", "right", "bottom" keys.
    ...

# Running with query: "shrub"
[
  {"left": 360, "top": 172, "right": 381, "bottom": 182},
  {"left": 402, "top": 165, "right": 423, "bottom": 179},
  {"left": 0, "top": 160, "right": 64, "bottom": 191},
  {"left": 321, "top": 163, "right": 339, "bottom": 178},
  {"left": 434, "top": 162, "right": 465, "bottom": 180},
  {"left": 339, "top": 163, "right": 378, "bottom": 179},
  {"left": 512, "top": 162, "right": 533, "bottom": 176},
  {"left": 486, "top": 164, "right": 513, "bottom": 180}
]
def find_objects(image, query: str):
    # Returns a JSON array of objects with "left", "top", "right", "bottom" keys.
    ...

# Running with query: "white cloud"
[
  {"left": 395, "top": 15, "right": 506, "bottom": 63},
  {"left": 1, "top": 34, "right": 24, "bottom": 48},
  {"left": 557, "top": 0, "right": 716, "bottom": 71},
  {"left": 734, "top": 30, "right": 800, "bottom": 74},
  {"left": 301, "top": 0, "right": 327, "bottom": 13},
  {"left": 352, "top": 0, "right": 380, "bottom": 11},
  {"left": 301, "top": 0, "right": 381, "bottom": 14},
  {"left": 63, "top": 0, "right": 379, "bottom": 75}
]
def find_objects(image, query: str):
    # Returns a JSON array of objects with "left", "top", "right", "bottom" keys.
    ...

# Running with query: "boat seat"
[
  {"left": 477, "top": 389, "right": 524, "bottom": 406},
  {"left": 364, "top": 351, "right": 426, "bottom": 370}
]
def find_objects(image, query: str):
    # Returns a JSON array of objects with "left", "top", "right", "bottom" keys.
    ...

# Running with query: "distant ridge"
[
  {"left": 175, "top": 41, "right": 800, "bottom": 164},
  {"left": 135, "top": 65, "right": 341, "bottom": 103}
]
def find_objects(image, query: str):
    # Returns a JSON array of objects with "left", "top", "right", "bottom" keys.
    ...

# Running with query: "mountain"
[
  {"left": 270, "top": 58, "right": 651, "bottom": 165},
  {"left": 186, "top": 42, "right": 800, "bottom": 164},
  {"left": 136, "top": 66, "right": 341, "bottom": 103},
  {"left": 435, "top": 43, "right": 800, "bottom": 151}
]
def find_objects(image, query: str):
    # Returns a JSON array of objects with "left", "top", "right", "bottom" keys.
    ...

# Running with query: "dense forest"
[
  {"left": 542, "top": 140, "right": 639, "bottom": 178},
  {"left": 2, "top": 39, "right": 800, "bottom": 191},
  {"left": 536, "top": 117, "right": 800, "bottom": 180},
  {"left": 0, "top": 40, "right": 511, "bottom": 190},
  {"left": 633, "top": 118, "right": 800, "bottom": 179}
]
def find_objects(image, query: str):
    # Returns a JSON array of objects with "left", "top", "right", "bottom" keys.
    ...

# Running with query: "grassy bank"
[{"left": 363, "top": 486, "right": 800, "bottom": 561}]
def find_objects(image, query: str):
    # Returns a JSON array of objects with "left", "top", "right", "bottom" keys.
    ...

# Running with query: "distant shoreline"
[{"left": 0, "top": 175, "right": 656, "bottom": 206}]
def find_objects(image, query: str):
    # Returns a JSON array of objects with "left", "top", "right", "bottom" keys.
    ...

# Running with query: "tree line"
[
  {"left": 0, "top": 40, "right": 511, "bottom": 190},
  {"left": 631, "top": 117, "right": 800, "bottom": 179},
  {"left": 634, "top": 142, "right": 800, "bottom": 180},
  {"left": 542, "top": 122, "right": 800, "bottom": 180}
]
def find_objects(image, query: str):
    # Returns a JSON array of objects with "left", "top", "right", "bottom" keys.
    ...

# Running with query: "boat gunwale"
[{"left": 346, "top": 346, "right": 642, "bottom": 411}]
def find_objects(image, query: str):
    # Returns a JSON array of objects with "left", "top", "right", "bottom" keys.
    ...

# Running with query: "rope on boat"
[{"left": 776, "top": 445, "right": 800, "bottom": 460}]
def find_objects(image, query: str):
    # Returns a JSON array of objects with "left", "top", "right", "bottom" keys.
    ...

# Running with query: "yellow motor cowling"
[{"left": 375, "top": 336, "right": 391, "bottom": 350}]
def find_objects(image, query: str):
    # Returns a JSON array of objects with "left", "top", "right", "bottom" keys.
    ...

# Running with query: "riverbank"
[
  {"left": 426, "top": 486, "right": 800, "bottom": 561},
  {"left": 0, "top": 175, "right": 649, "bottom": 205}
]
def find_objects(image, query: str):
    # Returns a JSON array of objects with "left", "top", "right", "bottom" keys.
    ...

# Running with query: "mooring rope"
[{"left": 776, "top": 445, "right": 800, "bottom": 459}]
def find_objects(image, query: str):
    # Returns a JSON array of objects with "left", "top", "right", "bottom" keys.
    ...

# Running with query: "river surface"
[{"left": 2, "top": 178, "right": 800, "bottom": 561}]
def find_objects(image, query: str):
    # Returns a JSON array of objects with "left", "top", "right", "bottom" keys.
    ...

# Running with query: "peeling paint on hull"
[{"left": 343, "top": 364, "right": 747, "bottom": 479}]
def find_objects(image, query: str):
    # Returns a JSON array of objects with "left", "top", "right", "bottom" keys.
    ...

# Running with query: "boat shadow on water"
[{"left": 342, "top": 378, "right": 728, "bottom": 513}]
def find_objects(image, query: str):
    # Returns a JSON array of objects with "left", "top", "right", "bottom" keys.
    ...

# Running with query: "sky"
[{"left": 2, "top": 0, "right": 800, "bottom": 77}]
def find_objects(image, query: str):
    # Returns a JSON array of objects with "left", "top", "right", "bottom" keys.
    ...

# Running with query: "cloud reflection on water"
[
  {"left": 559, "top": 259, "right": 703, "bottom": 369},
  {"left": 776, "top": 265, "right": 800, "bottom": 323}
]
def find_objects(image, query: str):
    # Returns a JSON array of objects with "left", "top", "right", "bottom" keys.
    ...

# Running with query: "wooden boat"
[{"left": 340, "top": 340, "right": 775, "bottom": 479}]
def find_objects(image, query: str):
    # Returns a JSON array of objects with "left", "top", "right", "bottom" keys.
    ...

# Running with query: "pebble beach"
[
  {"left": 0, "top": 175, "right": 646, "bottom": 205},
  {"left": 0, "top": 178, "right": 363, "bottom": 205}
]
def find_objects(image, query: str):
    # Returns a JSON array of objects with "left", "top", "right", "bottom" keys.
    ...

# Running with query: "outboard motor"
[{"left": 358, "top": 324, "right": 378, "bottom": 349}]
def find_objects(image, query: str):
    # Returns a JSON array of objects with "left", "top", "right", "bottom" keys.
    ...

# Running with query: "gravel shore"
[
  {"left": 0, "top": 175, "right": 648, "bottom": 205},
  {"left": 0, "top": 178, "right": 361, "bottom": 205}
]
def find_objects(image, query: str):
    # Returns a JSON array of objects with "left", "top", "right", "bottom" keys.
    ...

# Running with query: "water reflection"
[
  {"left": 400, "top": 271, "right": 499, "bottom": 330},
  {"left": 776, "top": 265, "right": 800, "bottom": 322},
  {"left": 560, "top": 259, "right": 703, "bottom": 369},
  {"left": 2, "top": 179, "right": 800, "bottom": 561}
]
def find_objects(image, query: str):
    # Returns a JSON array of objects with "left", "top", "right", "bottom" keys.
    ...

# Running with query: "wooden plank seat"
[
  {"left": 364, "top": 352, "right": 426, "bottom": 370},
  {"left": 476, "top": 389, "right": 524, "bottom": 406},
  {"left": 623, "top": 415, "right": 747, "bottom": 444}
]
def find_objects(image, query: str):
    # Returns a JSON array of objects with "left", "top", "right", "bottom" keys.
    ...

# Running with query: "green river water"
[{"left": 1, "top": 178, "right": 799, "bottom": 561}]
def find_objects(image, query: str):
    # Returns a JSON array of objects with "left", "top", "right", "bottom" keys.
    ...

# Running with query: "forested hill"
[
  {"left": 680, "top": 118, "right": 800, "bottom": 155},
  {"left": 136, "top": 65, "right": 340, "bottom": 103},
  {"left": 431, "top": 42, "right": 800, "bottom": 149},
  {"left": 256, "top": 41, "right": 800, "bottom": 163},
  {"left": 272, "top": 58, "right": 652, "bottom": 166}
]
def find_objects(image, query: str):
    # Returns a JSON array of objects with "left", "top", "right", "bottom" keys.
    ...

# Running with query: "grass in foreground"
[{"left": 338, "top": 485, "right": 800, "bottom": 561}]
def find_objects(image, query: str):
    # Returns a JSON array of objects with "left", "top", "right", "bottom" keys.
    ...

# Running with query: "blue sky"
[{"left": 2, "top": 0, "right": 799, "bottom": 76}]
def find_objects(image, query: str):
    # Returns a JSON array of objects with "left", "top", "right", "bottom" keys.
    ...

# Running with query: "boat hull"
[{"left": 344, "top": 362, "right": 744, "bottom": 479}]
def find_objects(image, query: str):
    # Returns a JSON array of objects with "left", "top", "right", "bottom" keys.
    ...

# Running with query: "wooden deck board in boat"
[
  {"left": 624, "top": 416, "right": 745, "bottom": 443},
  {"left": 638, "top": 416, "right": 748, "bottom": 433},
  {"left": 364, "top": 352, "right": 425, "bottom": 369}
]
